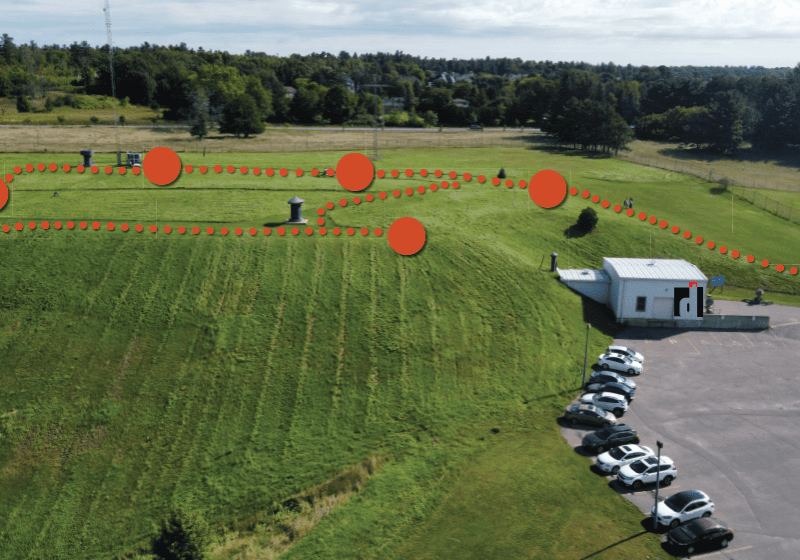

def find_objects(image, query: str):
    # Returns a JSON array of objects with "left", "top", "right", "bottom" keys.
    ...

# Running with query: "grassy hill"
[{"left": 1, "top": 144, "right": 797, "bottom": 559}]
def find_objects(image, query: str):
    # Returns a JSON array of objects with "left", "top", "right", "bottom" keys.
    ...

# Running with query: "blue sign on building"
[{"left": 710, "top": 275, "right": 725, "bottom": 287}]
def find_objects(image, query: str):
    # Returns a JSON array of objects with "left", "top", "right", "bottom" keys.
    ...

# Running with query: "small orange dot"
[
  {"left": 280, "top": 168, "right": 288, "bottom": 177},
  {"left": 747, "top": 255, "right": 754, "bottom": 262},
  {"left": 121, "top": 223, "right": 128, "bottom": 231},
  {"left": 761, "top": 259, "right": 769, "bottom": 267},
  {"left": 405, "top": 169, "right": 413, "bottom": 177},
  {"left": 149, "top": 225, "right": 157, "bottom": 233},
  {"left": 777, "top": 264, "right": 785, "bottom": 272},
  {"left": 418, "top": 186, "right": 425, "bottom": 194},
  {"left": 379, "top": 192, "right": 387, "bottom": 199},
  {"left": 278, "top": 227, "right": 285, "bottom": 236},
  {"left": 708, "top": 241, "right": 715, "bottom": 249},
  {"left": 591, "top": 195, "right": 599, "bottom": 203},
  {"left": 391, "top": 170, "right": 399, "bottom": 178},
  {"left": 695, "top": 236, "right": 703, "bottom": 244},
  {"left": 119, "top": 167, "right": 126, "bottom": 175},
  {"left": 478, "top": 175, "right": 486, "bottom": 182},
  {"left": 135, "top": 224, "right": 143, "bottom": 232},
  {"left": 393, "top": 190, "right": 401, "bottom": 197},
  {"left": 91, "top": 166, "right": 98, "bottom": 174},
  {"left": 375, "top": 228, "right": 383, "bottom": 236},
  {"left": 361, "top": 228, "right": 369, "bottom": 236},
  {"left": 720, "top": 246, "right": 727, "bottom": 254},
  {"left": 354, "top": 197, "right": 361, "bottom": 204},
  {"left": 221, "top": 227, "right": 228, "bottom": 235},
  {"left": 626, "top": 209, "right": 634, "bottom": 217},
  {"left": 639, "top": 212, "right": 647, "bottom": 221},
  {"left": 306, "top": 227, "right": 313, "bottom": 235},
  {"left": 317, "top": 208, "right": 325, "bottom": 216},
  {"left": 377, "top": 170, "right": 385, "bottom": 178},
  {"left": 333, "top": 228, "right": 341, "bottom": 235},
  {"left": 506, "top": 180, "right": 513, "bottom": 188},
  {"left": 49, "top": 163, "right": 57, "bottom": 172},
  {"left": 178, "top": 226, "right": 186, "bottom": 234},
  {"left": 434, "top": 170, "right": 442, "bottom": 177},
  {"left": 200, "top": 166, "right": 208, "bottom": 173},
  {"left": 235, "top": 227, "right": 242, "bottom": 235},
  {"left": 340, "top": 198, "right": 347, "bottom": 207},
  {"left": 464, "top": 173, "right": 472, "bottom": 181},
  {"left": 207, "top": 227, "right": 214, "bottom": 235},
  {"left": 28, "top": 221, "right": 35, "bottom": 229},
  {"left": 431, "top": 185, "right": 438, "bottom": 192},
  {"left": 614, "top": 204, "right": 622, "bottom": 212},
  {"left": 37, "top": 163, "right": 45, "bottom": 171},
  {"left": 649, "top": 216, "right": 657, "bottom": 224},
  {"left": 320, "top": 227, "right": 327, "bottom": 235},
  {"left": 732, "top": 250, "right": 739, "bottom": 258},
  {"left": 683, "top": 231, "right": 691, "bottom": 239},
  {"left": 185, "top": 165, "right": 193, "bottom": 173},
  {"left": 193, "top": 227, "right": 200, "bottom": 234},
  {"left": 105, "top": 166, "right": 112, "bottom": 174},
  {"left": 366, "top": 194, "right": 374, "bottom": 201},
  {"left": 227, "top": 165, "right": 235, "bottom": 173},
  {"left": 317, "top": 218, "right": 325, "bottom": 226},
  {"left": 449, "top": 171, "right": 457, "bottom": 179},
  {"left": 672, "top": 226, "right": 680, "bottom": 233},
  {"left": 214, "top": 165, "right": 222, "bottom": 173},
  {"left": 581, "top": 190, "right": 590, "bottom": 198},
  {"left": 42, "top": 221, "right": 49, "bottom": 230},
  {"left": 791, "top": 267, "right": 797, "bottom": 275},
  {"left": 347, "top": 228, "right": 355, "bottom": 236},
  {"left": 240, "top": 167, "right": 248, "bottom": 174},
  {"left": 406, "top": 188, "right": 414, "bottom": 196},
  {"left": 659, "top": 220, "right": 668, "bottom": 228},
  {"left": 421, "top": 169, "right": 428, "bottom": 177}
]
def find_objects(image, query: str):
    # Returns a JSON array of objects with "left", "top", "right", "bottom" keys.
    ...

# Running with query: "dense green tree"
[
  {"left": 509, "top": 75, "right": 557, "bottom": 127},
  {"left": 1, "top": 34, "right": 17, "bottom": 65},
  {"left": 151, "top": 504, "right": 211, "bottom": 560},
  {"left": 219, "top": 93, "right": 265, "bottom": 138},
  {"left": 708, "top": 90, "right": 746, "bottom": 153},
  {"left": 577, "top": 207, "right": 599, "bottom": 232},
  {"left": 189, "top": 93, "right": 211, "bottom": 140},
  {"left": 16, "top": 94, "right": 31, "bottom": 112},
  {"left": 244, "top": 75, "right": 273, "bottom": 121},
  {"left": 289, "top": 78, "right": 326, "bottom": 124},
  {"left": 321, "top": 84, "right": 356, "bottom": 124}
]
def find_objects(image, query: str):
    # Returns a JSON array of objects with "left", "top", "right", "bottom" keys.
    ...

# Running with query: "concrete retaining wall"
[{"left": 622, "top": 314, "right": 770, "bottom": 330}]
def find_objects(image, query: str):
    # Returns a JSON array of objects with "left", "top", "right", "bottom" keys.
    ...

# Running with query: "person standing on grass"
[
  {"left": 629, "top": 196, "right": 633, "bottom": 208},
  {"left": 623, "top": 199, "right": 629, "bottom": 209}
]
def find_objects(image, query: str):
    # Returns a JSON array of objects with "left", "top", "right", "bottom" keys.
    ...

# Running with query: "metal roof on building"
[
  {"left": 604, "top": 258, "right": 707, "bottom": 281},
  {"left": 557, "top": 268, "right": 610, "bottom": 282}
]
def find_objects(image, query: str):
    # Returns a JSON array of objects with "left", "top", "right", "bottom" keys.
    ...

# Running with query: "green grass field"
[{"left": 1, "top": 143, "right": 798, "bottom": 560}]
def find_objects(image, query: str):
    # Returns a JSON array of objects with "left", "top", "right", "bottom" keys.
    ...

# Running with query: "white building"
[{"left": 558, "top": 258, "right": 708, "bottom": 325}]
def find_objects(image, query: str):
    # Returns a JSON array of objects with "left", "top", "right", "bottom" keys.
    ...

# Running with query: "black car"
[
  {"left": 585, "top": 381, "right": 635, "bottom": 402},
  {"left": 582, "top": 424, "right": 639, "bottom": 454},
  {"left": 468, "top": 124, "right": 483, "bottom": 131},
  {"left": 563, "top": 404, "right": 616, "bottom": 427},
  {"left": 667, "top": 517, "right": 733, "bottom": 554}
]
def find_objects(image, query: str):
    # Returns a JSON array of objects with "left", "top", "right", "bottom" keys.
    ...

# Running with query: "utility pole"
[
  {"left": 359, "top": 83, "right": 388, "bottom": 161},
  {"left": 652, "top": 440, "right": 663, "bottom": 529},
  {"left": 104, "top": 0, "right": 121, "bottom": 167},
  {"left": 581, "top": 323, "right": 591, "bottom": 390}
]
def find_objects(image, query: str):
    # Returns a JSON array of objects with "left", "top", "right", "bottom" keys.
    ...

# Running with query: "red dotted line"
[
  {"left": 5, "top": 165, "right": 489, "bottom": 183},
  {"left": 0, "top": 220, "right": 385, "bottom": 237},
  {"left": 315, "top": 180, "right": 466, "bottom": 226},
  {"left": 569, "top": 187, "right": 797, "bottom": 275}
]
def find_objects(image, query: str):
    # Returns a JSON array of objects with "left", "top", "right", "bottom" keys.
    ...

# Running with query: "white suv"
[
  {"left": 594, "top": 444, "right": 654, "bottom": 475},
  {"left": 616, "top": 455, "right": 677, "bottom": 490},
  {"left": 579, "top": 392, "right": 628, "bottom": 417},
  {"left": 652, "top": 490, "right": 715, "bottom": 529},
  {"left": 598, "top": 352, "right": 642, "bottom": 375}
]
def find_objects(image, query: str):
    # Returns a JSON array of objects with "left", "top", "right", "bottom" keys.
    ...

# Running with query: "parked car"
[
  {"left": 594, "top": 444, "right": 654, "bottom": 475},
  {"left": 588, "top": 370, "right": 636, "bottom": 390},
  {"left": 598, "top": 352, "right": 642, "bottom": 375},
  {"left": 468, "top": 124, "right": 483, "bottom": 131},
  {"left": 563, "top": 403, "right": 616, "bottom": 427},
  {"left": 584, "top": 381, "right": 635, "bottom": 402},
  {"left": 579, "top": 392, "right": 628, "bottom": 417},
  {"left": 667, "top": 517, "right": 734, "bottom": 554},
  {"left": 616, "top": 455, "right": 676, "bottom": 489},
  {"left": 652, "top": 490, "right": 715, "bottom": 529},
  {"left": 581, "top": 424, "right": 639, "bottom": 454},
  {"left": 607, "top": 345, "right": 644, "bottom": 364}
]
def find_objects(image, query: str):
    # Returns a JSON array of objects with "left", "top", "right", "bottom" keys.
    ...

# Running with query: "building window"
[{"left": 636, "top": 297, "right": 646, "bottom": 312}]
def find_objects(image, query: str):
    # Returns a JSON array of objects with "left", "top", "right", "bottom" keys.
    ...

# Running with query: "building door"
[{"left": 653, "top": 297, "right": 673, "bottom": 319}]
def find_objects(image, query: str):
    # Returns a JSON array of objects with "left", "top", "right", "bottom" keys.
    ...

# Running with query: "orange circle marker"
[
  {"left": 144, "top": 147, "right": 182, "bottom": 186},
  {"left": 388, "top": 217, "right": 426, "bottom": 256},
  {"left": 336, "top": 153, "right": 374, "bottom": 192},
  {"left": 0, "top": 179, "right": 8, "bottom": 211},
  {"left": 528, "top": 170, "right": 567, "bottom": 208}
]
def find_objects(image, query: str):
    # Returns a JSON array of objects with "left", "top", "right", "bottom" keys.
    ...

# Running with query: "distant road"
[{"left": 0, "top": 124, "right": 542, "bottom": 133}]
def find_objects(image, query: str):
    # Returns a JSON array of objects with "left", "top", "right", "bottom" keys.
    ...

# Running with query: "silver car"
[{"left": 595, "top": 444, "right": 654, "bottom": 475}]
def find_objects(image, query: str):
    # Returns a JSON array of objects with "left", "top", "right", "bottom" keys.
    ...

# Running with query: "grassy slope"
[{"left": 1, "top": 145, "right": 798, "bottom": 559}]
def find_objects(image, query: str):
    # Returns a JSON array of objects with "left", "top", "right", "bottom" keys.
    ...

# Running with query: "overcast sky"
[{"left": 6, "top": 0, "right": 800, "bottom": 68}]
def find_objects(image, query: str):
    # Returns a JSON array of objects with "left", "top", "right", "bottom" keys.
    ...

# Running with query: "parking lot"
[{"left": 561, "top": 300, "right": 800, "bottom": 559}]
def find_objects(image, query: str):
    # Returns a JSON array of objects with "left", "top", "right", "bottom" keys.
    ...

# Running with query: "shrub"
[
  {"left": 118, "top": 115, "right": 126, "bottom": 126},
  {"left": 577, "top": 207, "right": 599, "bottom": 232},
  {"left": 423, "top": 110, "right": 438, "bottom": 127},
  {"left": 151, "top": 504, "right": 212, "bottom": 560},
  {"left": 44, "top": 97, "right": 53, "bottom": 113},
  {"left": 57, "top": 115, "right": 65, "bottom": 125},
  {"left": 16, "top": 95, "right": 31, "bottom": 113},
  {"left": 717, "top": 178, "right": 730, "bottom": 192},
  {"left": 120, "top": 96, "right": 130, "bottom": 107},
  {"left": 90, "top": 116, "right": 99, "bottom": 125}
]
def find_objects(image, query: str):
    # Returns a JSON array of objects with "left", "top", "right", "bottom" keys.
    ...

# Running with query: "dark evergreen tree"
[
  {"left": 16, "top": 94, "right": 31, "bottom": 113},
  {"left": 577, "top": 207, "right": 599, "bottom": 232},
  {"left": 321, "top": 84, "right": 356, "bottom": 124},
  {"left": 151, "top": 504, "right": 211, "bottom": 560},
  {"left": 219, "top": 93, "right": 265, "bottom": 138}
]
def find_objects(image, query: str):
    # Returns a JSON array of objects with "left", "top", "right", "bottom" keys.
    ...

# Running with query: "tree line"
[{"left": 2, "top": 34, "right": 800, "bottom": 153}]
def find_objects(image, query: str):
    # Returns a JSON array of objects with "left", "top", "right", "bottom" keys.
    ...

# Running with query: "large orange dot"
[
  {"left": 143, "top": 147, "right": 182, "bottom": 186},
  {"left": 336, "top": 153, "right": 374, "bottom": 192},
  {"left": 529, "top": 170, "right": 566, "bottom": 208},
  {"left": 388, "top": 217, "right": 426, "bottom": 256},
  {"left": 0, "top": 179, "right": 8, "bottom": 210}
]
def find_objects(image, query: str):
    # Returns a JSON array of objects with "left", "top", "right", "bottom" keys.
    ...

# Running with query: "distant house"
[
  {"left": 452, "top": 98, "right": 469, "bottom": 108},
  {"left": 398, "top": 75, "right": 421, "bottom": 88},
  {"left": 383, "top": 97, "right": 406, "bottom": 111},
  {"left": 342, "top": 75, "right": 356, "bottom": 94},
  {"left": 285, "top": 86, "right": 296, "bottom": 99}
]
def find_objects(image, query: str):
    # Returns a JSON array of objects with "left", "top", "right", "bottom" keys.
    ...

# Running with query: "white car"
[
  {"left": 598, "top": 352, "right": 643, "bottom": 375},
  {"left": 651, "top": 490, "right": 715, "bottom": 529},
  {"left": 595, "top": 444, "right": 655, "bottom": 475},
  {"left": 616, "top": 455, "right": 677, "bottom": 490},
  {"left": 579, "top": 392, "right": 628, "bottom": 417},
  {"left": 607, "top": 345, "right": 644, "bottom": 364}
]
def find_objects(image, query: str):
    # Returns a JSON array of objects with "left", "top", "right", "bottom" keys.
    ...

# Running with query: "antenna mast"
[{"left": 104, "top": 0, "right": 121, "bottom": 166}]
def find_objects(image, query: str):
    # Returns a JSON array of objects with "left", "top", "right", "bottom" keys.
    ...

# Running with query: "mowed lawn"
[{"left": 1, "top": 144, "right": 798, "bottom": 559}]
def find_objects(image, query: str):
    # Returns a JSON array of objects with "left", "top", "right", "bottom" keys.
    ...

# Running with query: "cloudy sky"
[{"left": 6, "top": 0, "right": 800, "bottom": 68}]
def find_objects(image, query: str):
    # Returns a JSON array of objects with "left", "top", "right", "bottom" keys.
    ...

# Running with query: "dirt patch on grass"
[
  {"left": 210, "top": 455, "right": 387, "bottom": 560},
  {"left": 108, "top": 337, "right": 140, "bottom": 402}
]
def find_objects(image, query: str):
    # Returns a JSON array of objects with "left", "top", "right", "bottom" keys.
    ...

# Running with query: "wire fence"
[
  {"left": 0, "top": 135, "right": 535, "bottom": 155},
  {"left": 618, "top": 151, "right": 800, "bottom": 226}
]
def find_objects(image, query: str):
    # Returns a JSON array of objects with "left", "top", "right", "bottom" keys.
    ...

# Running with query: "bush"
[
  {"left": 717, "top": 178, "right": 730, "bottom": 192},
  {"left": 16, "top": 95, "right": 31, "bottom": 113},
  {"left": 90, "top": 116, "right": 99, "bottom": 125},
  {"left": 118, "top": 115, "right": 126, "bottom": 126},
  {"left": 44, "top": 97, "right": 53, "bottom": 113},
  {"left": 57, "top": 115, "right": 65, "bottom": 125},
  {"left": 577, "top": 207, "right": 599, "bottom": 232},
  {"left": 423, "top": 110, "right": 438, "bottom": 127},
  {"left": 120, "top": 96, "right": 130, "bottom": 107},
  {"left": 151, "top": 504, "right": 212, "bottom": 560}
]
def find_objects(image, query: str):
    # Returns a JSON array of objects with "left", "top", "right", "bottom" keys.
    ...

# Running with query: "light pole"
[
  {"left": 652, "top": 440, "right": 663, "bottom": 529},
  {"left": 581, "top": 323, "right": 591, "bottom": 390}
]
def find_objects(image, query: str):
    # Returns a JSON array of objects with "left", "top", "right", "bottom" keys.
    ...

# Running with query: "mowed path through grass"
[{"left": 2, "top": 144, "right": 798, "bottom": 558}]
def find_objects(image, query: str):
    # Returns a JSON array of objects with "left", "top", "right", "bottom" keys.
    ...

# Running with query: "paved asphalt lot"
[{"left": 560, "top": 300, "right": 800, "bottom": 559}]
